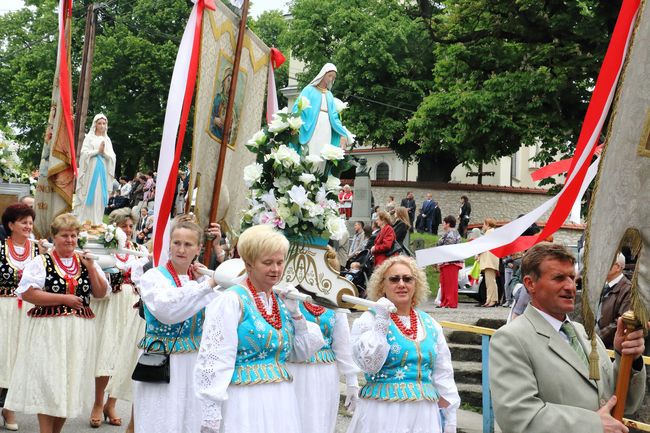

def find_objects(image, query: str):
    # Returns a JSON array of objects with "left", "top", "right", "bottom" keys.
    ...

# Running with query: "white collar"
[
  {"left": 531, "top": 304, "right": 569, "bottom": 334},
  {"left": 607, "top": 273, "right": 624, "bottom": 287}
]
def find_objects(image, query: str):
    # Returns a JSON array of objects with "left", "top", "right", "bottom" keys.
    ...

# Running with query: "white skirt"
[
  {"left": 0, "top": 297, "right": 22, "bottom": 388},
  {"left": 5, "top": 315, "right": 97, "bottom": 418},
  {"left": 287, "top": 362, "right": 340, "bottom": 433},
  {"left": 134, "top": 352, "right": 202, "bottom": 433},
  {"left": 347, "top": 399, "right": 443, "bottom": 433},
  {"left": 220, "top": 381, "right": 302, "bottom": 433},
  {"left": 92, "top": 286, "right": 136, "bottom": 377},
  {"left": 106, "top": 290, "right": 145, "bottom": 402}
]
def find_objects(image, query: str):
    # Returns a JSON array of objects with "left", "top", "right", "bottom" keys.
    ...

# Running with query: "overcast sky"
[{"left": 0, "top": 0, "right": 289, "bottom": 17}]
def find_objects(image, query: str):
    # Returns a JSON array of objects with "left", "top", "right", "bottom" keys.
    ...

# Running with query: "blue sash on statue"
[{"left": 85, "top": 155, "right": 109, "bottom": 206}]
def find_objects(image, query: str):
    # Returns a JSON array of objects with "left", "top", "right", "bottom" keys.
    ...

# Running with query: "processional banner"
[
  {"left": 189, "top": 1, "right": 269, "bottom": 232},
  {"left": 583, "top": 0, "right": 649, "bottom": 327},
  {"left": 34, "top": 0, "right": 76, "bottom": 238}
]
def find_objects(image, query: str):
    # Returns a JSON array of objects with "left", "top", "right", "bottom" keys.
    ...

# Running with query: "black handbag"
[
  {"left": 132, "top": 324, "right": 183, "bottom": 384},
  {"left": 386, "top": 239, "right": 403, "bottom": 257}
]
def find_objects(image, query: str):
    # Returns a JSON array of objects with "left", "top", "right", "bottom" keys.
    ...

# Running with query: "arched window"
[{"left": 376, "top": 162, "right": 389, "bottom": 180}]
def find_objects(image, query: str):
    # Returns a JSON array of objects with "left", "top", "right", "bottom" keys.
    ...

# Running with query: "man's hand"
[
  {"left": 597, "top": 396, "right": 628, "bottom": 433},
  {"left": 613, "top": 317, "right": 647, "bottom": 359}
]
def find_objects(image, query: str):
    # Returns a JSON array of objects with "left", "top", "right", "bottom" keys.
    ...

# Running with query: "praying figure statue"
[
  {"left": 73, "top": 113, "right": 116, "bottom": 224},
  {"left": 293, "top": 63, "right": 355, "bottom": 157}
]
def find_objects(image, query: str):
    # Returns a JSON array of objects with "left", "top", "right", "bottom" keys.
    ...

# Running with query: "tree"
[
  {"left": 0, "top": 0, "right": 192, "bottom": 176},
  {"left": 249, "top": 10, "right": 290, "bottom": 107},
  {"left": 286, "top": 0, "right": 622, "bottom": 181}
]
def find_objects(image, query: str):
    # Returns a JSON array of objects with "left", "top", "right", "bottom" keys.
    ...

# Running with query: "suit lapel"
[{"left": 524, "top": 307, "right": 596, "bottom": 388}]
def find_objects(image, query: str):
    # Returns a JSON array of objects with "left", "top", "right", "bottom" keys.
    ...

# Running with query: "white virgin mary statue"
[{"left": 73, "top": 113, "right": 116, "bottom": 225}]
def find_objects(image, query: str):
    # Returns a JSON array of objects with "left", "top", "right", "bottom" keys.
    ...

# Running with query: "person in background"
[
  {"left": 400, "top": 192, "right": 416, "bottom": 232},
  {"left": 385, "top": 196, "right": 396, "bottom": 215},
  {"left": 596, "top": 252, "right": 631, "bottom": 349},
  {"left": 436, "top": 215, "right": 463, "bottom": 309},
  {"left": 370, "top": 211, "right": 397, "bottom": 267},
  {"left": 338, "top": 185, "right": 354, "bottom": 219},
  {"left": 421, "top": 193, "right": 435, "bottom": 233},
  {"left": 478, "top": 218, "right": 499, "bottom": 307},
  {"left": 392, "top": 207, "right": 411, "bottom": 251},
  {"left": 458, "top": 195, "right": 471, "bottom": 238},
  {"left": 348, "top": 221, "right": 366, "bottom": 261}
]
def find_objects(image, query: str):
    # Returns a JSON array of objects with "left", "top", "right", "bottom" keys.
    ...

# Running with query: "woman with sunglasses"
[{"left": 347, "top": 255, "right": 460, "bottom": 433}]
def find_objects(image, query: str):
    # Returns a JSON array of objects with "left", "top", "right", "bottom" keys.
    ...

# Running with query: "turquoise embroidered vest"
[
  {"left": 360, "top": 309, "right": 440, "bottom": 402},
  {"left": 299, "top": 303, "right": 336, "bottom": 364},
  {"left": 138, "top": 266, "right": 204, "bottom": 354},
  {"left": 229, "top": 285, "right": 294, "bottom": 385}
]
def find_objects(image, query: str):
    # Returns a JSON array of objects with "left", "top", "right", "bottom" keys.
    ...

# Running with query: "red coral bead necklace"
[
  {"left": 391, "top": 308, "right": 418, "bottom": 340},
  {"left": 247, "top": 278, "right": 282, "bottom": 329}
]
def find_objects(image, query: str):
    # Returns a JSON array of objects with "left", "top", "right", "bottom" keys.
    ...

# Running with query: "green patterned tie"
[{"left": 561, "top": 322, "right": 589, "bottom": 366}]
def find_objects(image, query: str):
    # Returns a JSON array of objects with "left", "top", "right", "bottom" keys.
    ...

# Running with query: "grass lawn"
[{"left": 409, "top": 232, "right": 475, "bottom": 298}]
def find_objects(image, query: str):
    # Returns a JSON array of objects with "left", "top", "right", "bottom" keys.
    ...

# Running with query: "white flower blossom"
[
  {"left": 243, "top": 163, "right": 264, "bottom": 187},
  {"left": 273, "top": 176, "right": 293, "bottom": 192},
  {"left": 326, "top": 216, "right": 348, "bottom": 241},
  {"left": 333, "top": 98, "right": 348, "bottom": 113},
  {"left": 305, "top": 154, "right": 323, "bottom": 165},
  {"left": 287, "top": 116, "right": 304, "bottom": 130},
  {"left": 297, "top": 96, "right": 311, "bottom": 111},
  {"left": 246, "top": 130, "right": 267, "bottom": 148},
  {"left": 115, "top": 227, "right": 128, "bottom": 248},
  {"left": 298, "top": 173, "right": 316, "bottom": 184},
  {"left": 288, "top": 185, "right": 309, "bottom": 208},
  {"left": 271, "top": 145, "right": 301, "bottom": 168},
  {"left": 260, "top": 189, "right": 278, "bottom": 209},
  {"left": 305, "top": 201, "right": 324, "bottom": 218},
  {"left": 325, "top": 175, "right": 340, "bottom": 192},
  {"left": 320, "top": 144, "right": 345, "bottom": 161},
  {"left": 268, "top": 118, "right": 289, "bottom": 133}
]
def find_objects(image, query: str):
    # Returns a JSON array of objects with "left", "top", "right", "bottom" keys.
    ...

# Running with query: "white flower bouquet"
[
  {"left": 241, "top": 102, "right": 355, "bottom": 243},
  {"left": 0, "top": 135, "right": 25, "bottom": 183}
]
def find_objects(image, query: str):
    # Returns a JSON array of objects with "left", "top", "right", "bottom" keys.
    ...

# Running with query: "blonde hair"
[
  {"left": 366, "top": 256, "right": 429, "bottom": 307},
  {"left": 51, "top": 213, "right": 81, "bottom": 235},
  {"left": 238, "top": 225, "right": 289, "bottom": 264},
  {"left": 170, "top": 220, "right": 203, "bottom": 245},
  {"left": 376, "top": 210, "right": 392, "bottom": 225},
  {"left": 394, "top": 206, "right": 411, "bottom": 229},
  {"left": 484, "top": 218, "right": 497, "bottom": 228}
]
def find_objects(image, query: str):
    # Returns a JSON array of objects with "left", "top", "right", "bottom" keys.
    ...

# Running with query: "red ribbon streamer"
[
  {"left": 153, "top": 0, "right": 212, "bottom": 264},
  {"left": 58, "top": 0, "right": 77, "bottom": 176},
  {"left": 531, "top": 144, "right": 604, "bottom": 182},
  {"left": 491, "top": 0, "right": 640, "bottom": 258},
  {"left": 270, "top": 47, "right": 286, "bottom": 69}
]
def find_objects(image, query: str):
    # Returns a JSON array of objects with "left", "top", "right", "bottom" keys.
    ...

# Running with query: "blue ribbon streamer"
[{"left": 85, "top": 155, "right": 108, "bottom": 207}]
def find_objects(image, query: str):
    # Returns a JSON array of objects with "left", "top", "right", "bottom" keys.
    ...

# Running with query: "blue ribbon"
[{"left": 85, "top": 155, "right": 108, "bottom": 207}]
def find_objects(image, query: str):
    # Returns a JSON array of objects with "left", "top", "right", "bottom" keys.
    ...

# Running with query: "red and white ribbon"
[
  {"left": 152, "top": 0, "right": 215, "bottom": 266},
  {"left": 57, "top": 0, "right": 77, "bottom": 176},
  {"left": 266, "top": 47, "right": 286, "bottom": 124},
  {"left": 416, "top": 0, "right": 640, "bottom": 267}
]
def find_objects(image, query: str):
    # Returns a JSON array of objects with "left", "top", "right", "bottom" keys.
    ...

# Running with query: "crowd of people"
[{"left": 0, "top": 200, "right": 467, "bottom": 433}]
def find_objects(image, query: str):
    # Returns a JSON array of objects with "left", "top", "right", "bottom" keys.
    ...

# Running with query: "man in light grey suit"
[{"left": 489, "top": 243, "right": 646, "bottom": 433}]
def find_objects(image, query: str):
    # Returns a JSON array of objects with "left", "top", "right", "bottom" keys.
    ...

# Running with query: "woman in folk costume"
[
  {"left": 478, "top": 218, "right": 499, "bottom": 307},
  {"left": 195, "top": 224, "right": 325, "bottom": 433},
  {"left": 74, "top": 113, "right": 116, "bottom": 225},
  {"left": 348, "top": 255, "right": 460, "bottom": 433},
  {"left": 133, "top": 219, "right": 220, "bottom": 433},
  {"left": 4, "top": 213, "right": 110, "bottom": 433},
  {"left": 293, "top": 63, "right": 355, "bottom": 157},
  {"left": 90, "top": 210, "right": 148, "bottom": 428},
  {"left": 286, "top": 301, "right": 360, "bottom": 433},
  {"left": 0, "top": 204, "right": 41, "bottom": 431}
]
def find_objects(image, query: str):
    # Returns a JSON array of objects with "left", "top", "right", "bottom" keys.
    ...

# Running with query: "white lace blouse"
[
  {"left": 351, "top": 311, "right": 461, "bottom": 427},
  {"left": 195, "top": 288, "right": 325, "bottom": 424}
]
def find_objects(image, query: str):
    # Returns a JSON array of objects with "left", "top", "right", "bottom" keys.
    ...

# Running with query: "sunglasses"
[{"left": 386, "top": 275, "right": 415, "bottom": 284}]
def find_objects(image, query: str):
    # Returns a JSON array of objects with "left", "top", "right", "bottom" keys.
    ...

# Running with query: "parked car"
[{"left": 458, "top": 264, "right": 482, "bottom": 301}]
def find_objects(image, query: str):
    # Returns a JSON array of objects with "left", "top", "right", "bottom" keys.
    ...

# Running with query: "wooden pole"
[
  {"left": 74, "top": 3, "right": 98, "bottom": 157},
  {"left": 612, "top": 311, "right": 642, "bottom": 421},
  {"left": 203, "top": 0, "right": 250, "bottom": 265}
]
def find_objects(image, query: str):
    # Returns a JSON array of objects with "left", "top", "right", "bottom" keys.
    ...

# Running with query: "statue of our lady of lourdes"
[
  {"left": 73, "top": 113, "right": 116, "bottom": 225},
  {"left": 293, "top": 63, "right": 355, "bottom": 158}
]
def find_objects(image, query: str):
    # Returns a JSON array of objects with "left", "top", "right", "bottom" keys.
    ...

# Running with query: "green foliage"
[
  {"left": 0, "top": 0, "right": 192, "bottom": 176},
  {"left": 249, "top": 10, "right": 290, "bottom": 107},
  {"left": 287, "top": 0, "right": 622, "bottom": 181}
]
